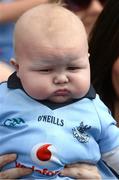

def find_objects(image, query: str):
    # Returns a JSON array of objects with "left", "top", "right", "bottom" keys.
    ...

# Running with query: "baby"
[{"left": 0, "top": 3, "right": 119, "bottom": 179}]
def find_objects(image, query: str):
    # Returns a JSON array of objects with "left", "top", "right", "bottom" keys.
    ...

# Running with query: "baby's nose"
[{"left": 53, "top": 74, "right": 69, "bottom": 84}]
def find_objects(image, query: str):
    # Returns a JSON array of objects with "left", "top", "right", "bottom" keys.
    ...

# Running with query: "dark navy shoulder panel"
[{"left": 8, "top": 72, "right": 23, "bottom": 89}]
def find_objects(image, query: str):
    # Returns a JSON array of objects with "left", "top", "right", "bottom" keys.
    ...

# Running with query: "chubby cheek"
[
  {"left": 24, "top": 83, "right": 48, "bottom": 100},
  {"left": 72, "top": 75, "right": 90, "bottom": 98},
  {"left": 112, "top": 58, "right": 119, "bottom": 97},
  {"left": 19, "top": 74, "right": 51, "bottom": 100}
]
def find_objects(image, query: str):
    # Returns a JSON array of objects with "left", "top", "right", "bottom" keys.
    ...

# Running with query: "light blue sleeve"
[
  {"left": 0, "top": 82, "right": 10, "bottom": 124},
  {"left": 93, "top": 94, "right": 119, "bottom": 153},
  {"left": 0, "top": 82, "right": 5, "bottom": 117}
]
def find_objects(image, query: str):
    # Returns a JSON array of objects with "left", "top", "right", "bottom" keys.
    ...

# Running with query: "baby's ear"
[{"left": 10, "top": 58, "right": 19, "bottom": 71}]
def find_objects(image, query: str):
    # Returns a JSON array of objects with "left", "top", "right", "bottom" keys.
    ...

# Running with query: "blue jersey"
[{"left": 0, "top": 72, "right": 119, "bottom": 179}]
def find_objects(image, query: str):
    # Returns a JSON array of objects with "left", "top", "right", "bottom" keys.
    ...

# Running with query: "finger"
[
  {"left": 0, "top": 154, "right": 17, "bottom": 168},
  {"left": 60, "top": 164, "right": 101, "bottom": 179},
  {"left": 60, "top": 166, "right": 81, "bottom": 179},
  {"left": 66, "top": 163, "right": 95, "bottom": 169},
  {"left": 65, "top": 163, "right": 99, "bottom": 173},
  {"left": 0, "top": 168, "right": 32, "bottom": 179}
]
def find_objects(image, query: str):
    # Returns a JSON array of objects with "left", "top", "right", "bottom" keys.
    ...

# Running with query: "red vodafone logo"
[
  {"left": 36, "top": 144, "right": 52, "bottom": 161},
  {"left": 31, "top": 143, "right": 62, "bottom": 169}
]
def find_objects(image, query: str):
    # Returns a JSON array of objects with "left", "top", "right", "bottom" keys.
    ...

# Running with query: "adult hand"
[
  {"left": 60, "top": 163, "right": 101, "bottom": 179},
  {"left": 0, "top": 154, "right": 32, "bottom": 179},
  {"left": 0, "top": 154, "right": 101, "bottom": 179}
]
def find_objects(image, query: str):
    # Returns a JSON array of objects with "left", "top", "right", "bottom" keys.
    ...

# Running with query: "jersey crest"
[{"left": 72, "top": 121, "right": 91, "bottom": 143}]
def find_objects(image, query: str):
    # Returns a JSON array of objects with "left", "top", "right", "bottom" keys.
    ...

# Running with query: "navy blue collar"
[{"left": 7, "top": 72, "right": 96, "bottom": 109}]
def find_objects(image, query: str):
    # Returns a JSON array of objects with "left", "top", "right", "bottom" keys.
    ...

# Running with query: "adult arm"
[
  {"left": 0, "top": 62, "right": 14, "bottom": 82},
  {"left": 0, "top": 0, "right": 48, "bottom": 23},
  {"left": 102, "top": 146, "right": 119, "bottom": 174}
]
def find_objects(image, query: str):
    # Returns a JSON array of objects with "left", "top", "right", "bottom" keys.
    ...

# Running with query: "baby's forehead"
[{"left": 14, "top": 3, "right": 88, "bottom": 50}]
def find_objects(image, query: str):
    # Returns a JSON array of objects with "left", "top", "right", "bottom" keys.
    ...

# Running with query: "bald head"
[
  {"left": 14, "top": 3, "right": 88, "bottom": 56},
  {"left": 12, "top": 4, "right": 90, "bottom": 102}
]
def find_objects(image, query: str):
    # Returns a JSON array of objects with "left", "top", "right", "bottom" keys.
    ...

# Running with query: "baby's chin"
[{"left": 48, "top": 95, "right": 72, "bottom": 103}]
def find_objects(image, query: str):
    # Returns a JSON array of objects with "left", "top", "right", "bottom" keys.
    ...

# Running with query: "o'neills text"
[{"left": 15, "top": 161, "right": 59, "bottom": 176}]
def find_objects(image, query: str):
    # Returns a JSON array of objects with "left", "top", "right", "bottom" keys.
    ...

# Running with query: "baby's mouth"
[{"left": 54, "top": 89, "right": 70, "bottom": 96}]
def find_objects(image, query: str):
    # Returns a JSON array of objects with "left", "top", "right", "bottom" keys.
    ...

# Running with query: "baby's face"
[{"left": 15, "top": 40, "right": 90, "bottom": 103}]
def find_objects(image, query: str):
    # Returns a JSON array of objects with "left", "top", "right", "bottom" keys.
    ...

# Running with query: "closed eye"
[
  {"left": 39, "top": 69, "right": 53, "bottom": 73},
  {"left": 67, "top": 67, "right": 80, "bottom": 71}
]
